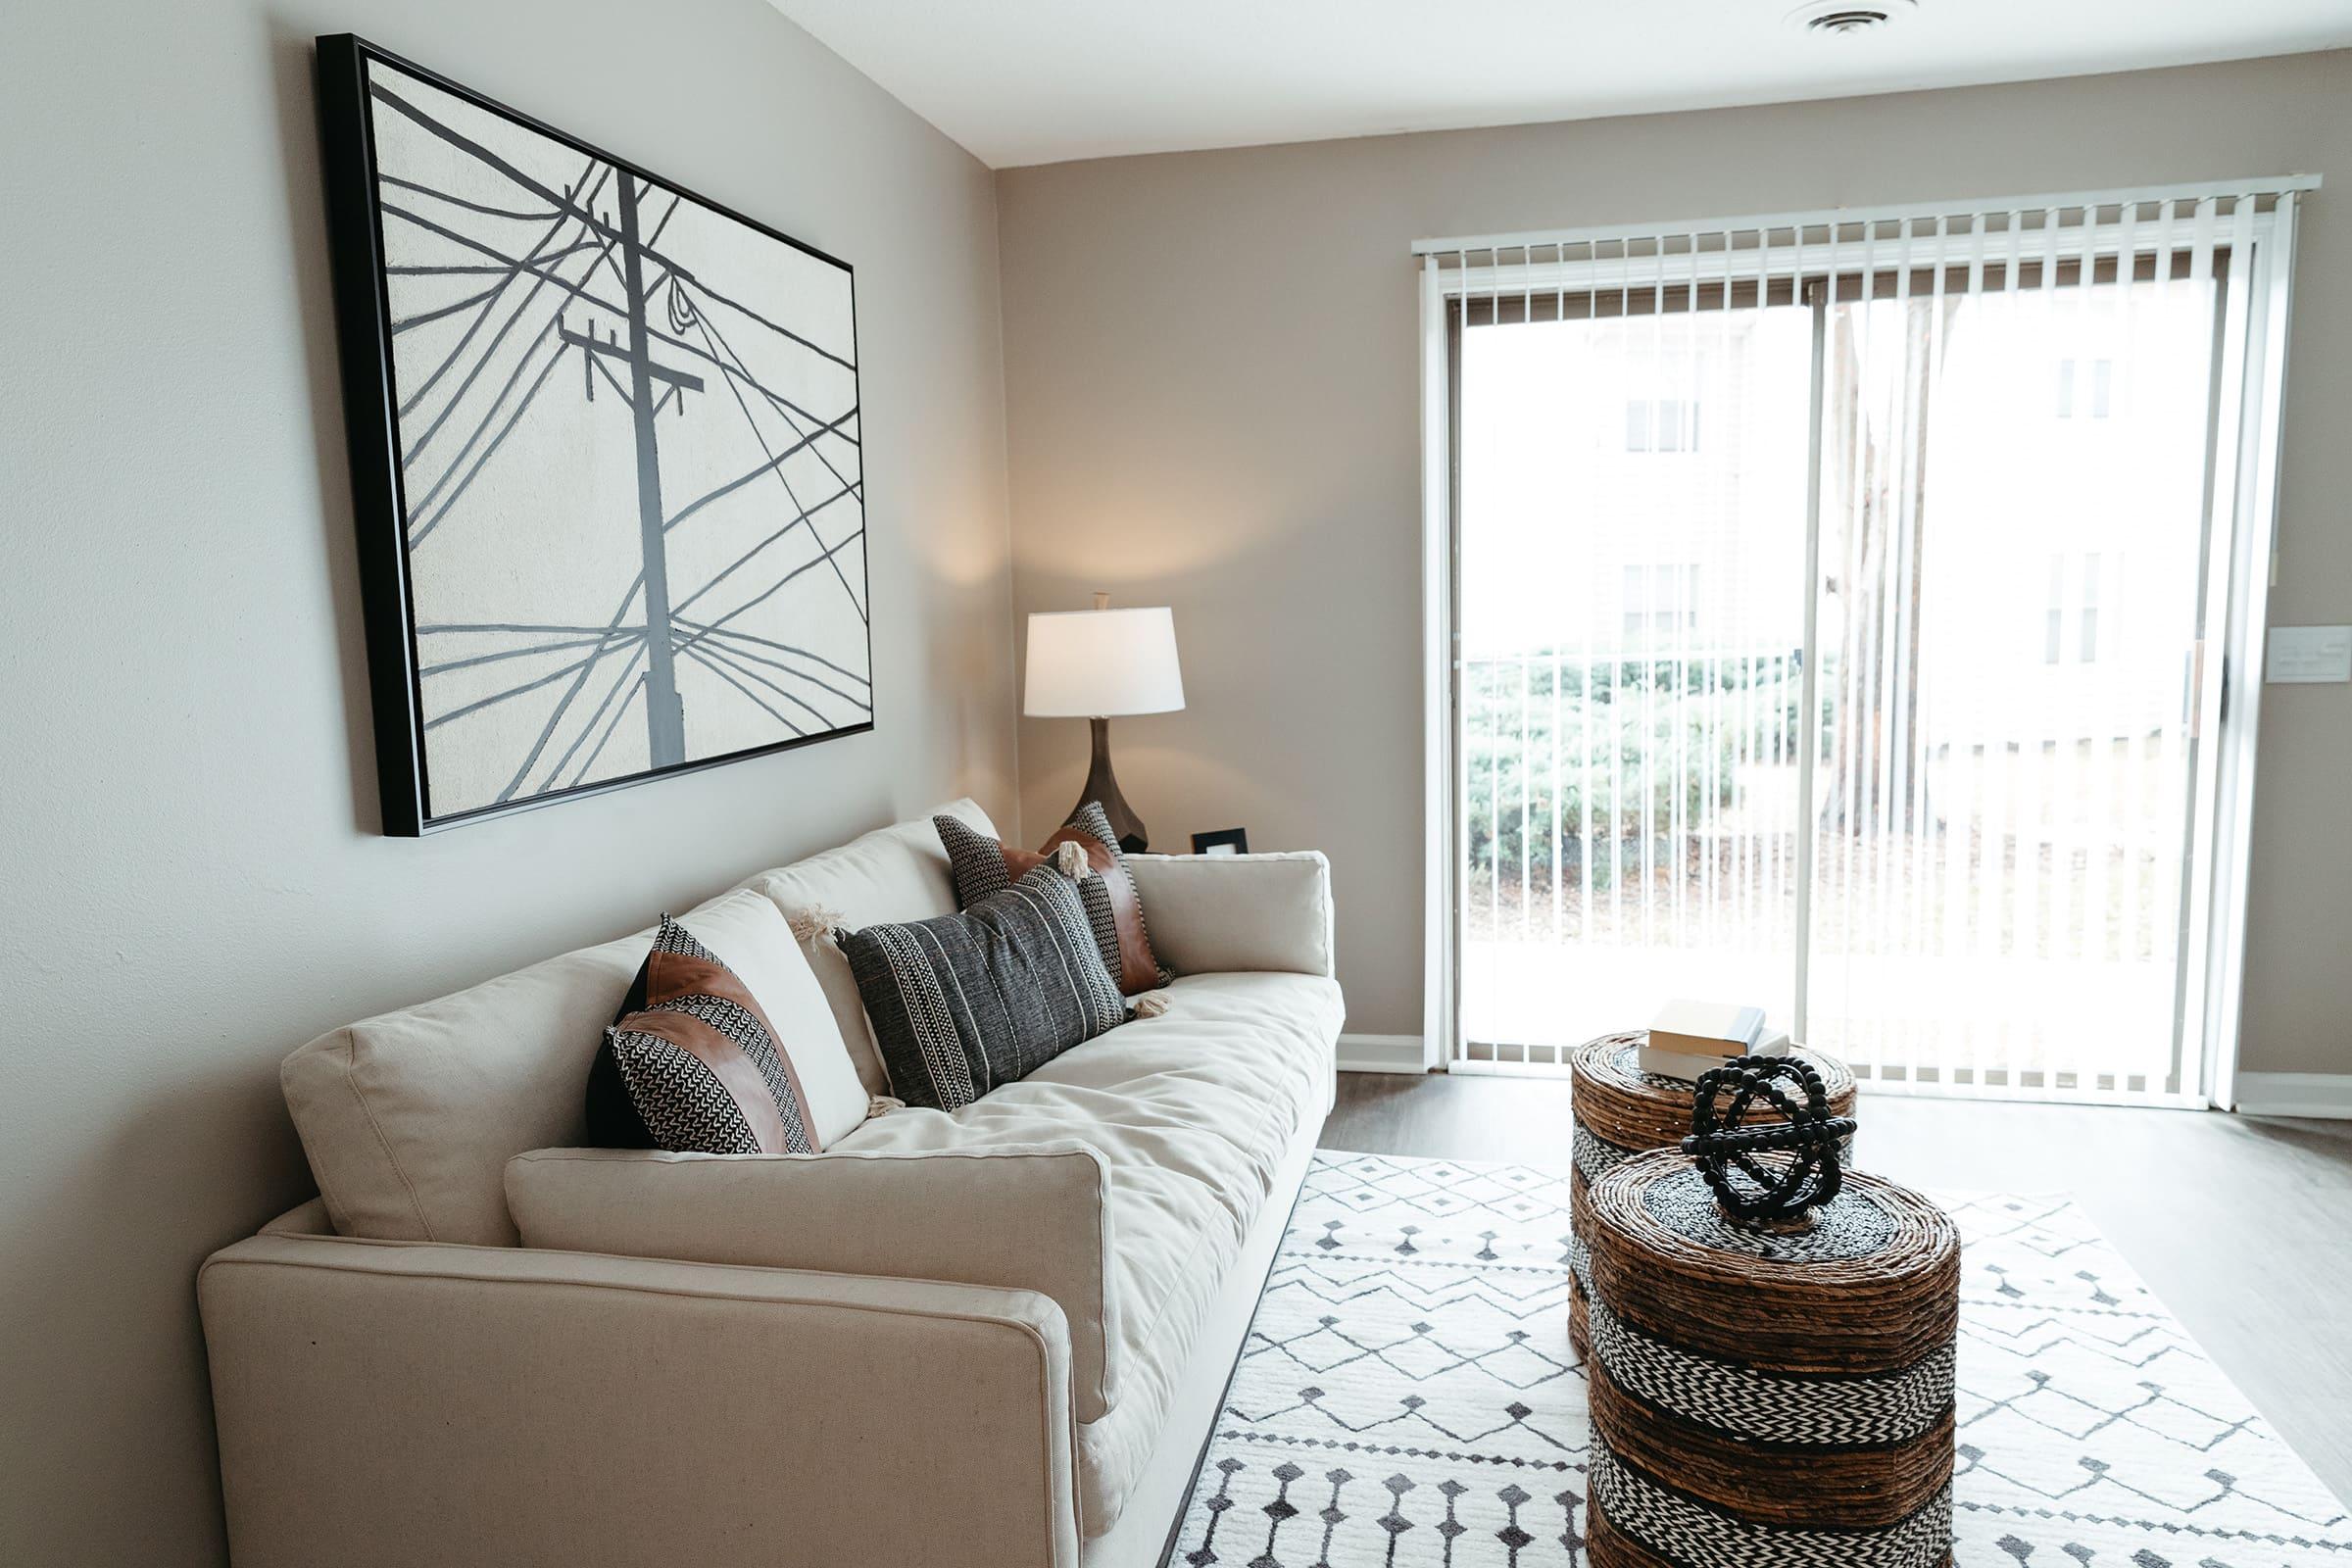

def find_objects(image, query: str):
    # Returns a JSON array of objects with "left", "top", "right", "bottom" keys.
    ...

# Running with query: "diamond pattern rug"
[{"left": 1168, "top": 1151, "right": 2351, "bottom": 1567}]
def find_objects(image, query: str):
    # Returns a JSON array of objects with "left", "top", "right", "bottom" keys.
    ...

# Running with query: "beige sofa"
[{"left": 198, "top": 801, "right": 1341, "bottom": 1568}]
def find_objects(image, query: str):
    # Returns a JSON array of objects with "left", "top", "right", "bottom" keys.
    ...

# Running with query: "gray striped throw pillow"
[{"left": 839, "top": 863, "right": 1128, "bottom": 1112}]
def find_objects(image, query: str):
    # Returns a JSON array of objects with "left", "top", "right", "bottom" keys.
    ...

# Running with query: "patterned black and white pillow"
[
  {"left": 586, "top": 916, "right": 818, "bottom": 1154},
  {"left": 934, "top": 809, "right": 1020, "bottom": 903},
  {"left": 838, "top": 864, "right": 1128, "bottom": 1112}
]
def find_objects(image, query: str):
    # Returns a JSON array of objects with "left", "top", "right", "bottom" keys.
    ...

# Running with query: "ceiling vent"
[{"left": 1785, "top": 0, "right": 1916, "bottom": 34}]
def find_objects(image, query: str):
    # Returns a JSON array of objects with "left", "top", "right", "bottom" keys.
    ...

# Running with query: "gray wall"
[
  {"left": 0, "top": 1, "right": 1013, "bottom": 1560},
  {"left": 6, "top": 14, "right": 2349, "bottom": 1560},
  {"left": 999, "top": 51, "right": 2352, "bottom": 1075}
]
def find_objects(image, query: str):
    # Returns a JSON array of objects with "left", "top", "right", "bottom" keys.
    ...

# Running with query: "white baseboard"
[
  {"left": 1329, "top": 1042, "right": 2349, "bottom": 1109},
  {"left": 1337, "top": 1033, "right": 1429, "bottom": 1075},
  {"left": 2233, "top": 1072, "right": 2352, "bottom": 1120}
]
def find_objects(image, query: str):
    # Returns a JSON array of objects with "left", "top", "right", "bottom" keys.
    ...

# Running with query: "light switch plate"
[{"left": 2265, "top": 625, "right": 2352, "bottom": 684}]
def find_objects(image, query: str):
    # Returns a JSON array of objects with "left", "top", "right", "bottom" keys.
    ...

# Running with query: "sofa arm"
[
  {"left": 1127, "top": 850, "right": 1335, "bottom": 978},
  {"left": 507, "top": 1142, "right": 1120, "bottom": 1422},
  {"left": 199, "top": 1232, "right": 1079, "bottom": 1568}
]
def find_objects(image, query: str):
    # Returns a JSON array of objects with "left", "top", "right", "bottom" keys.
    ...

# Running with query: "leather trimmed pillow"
[
  {"left": 838, "top": 864, "right": 1128, "bottom": 1113},
  {"left": 935, "top": 803, "right": 1166, "bottom": 994},
  {"left": 587, "top": 900, "right": 868, "bottom": 1154},
  {"left": 680, "top": 893, "right": 875, "bottom": 1146}
]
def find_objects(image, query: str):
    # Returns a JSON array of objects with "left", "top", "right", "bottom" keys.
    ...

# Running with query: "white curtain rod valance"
[
  {"left": 1430, "top": 213, "right": 2283, "bottom": 297},
  {"left": 1409, "top": 173, "right": 2322, "bottom": 259}
]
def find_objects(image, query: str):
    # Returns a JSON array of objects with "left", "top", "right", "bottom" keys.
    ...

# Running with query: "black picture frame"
[
  {"left": 1192, "top": 828, "right": 1250, "bottom": 857},
  {"left": 315, "top": 34, "right": 873, "bottom": 835}
]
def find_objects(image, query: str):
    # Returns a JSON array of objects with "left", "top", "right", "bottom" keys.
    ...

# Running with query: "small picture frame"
[{"left": 1192, "top": 828, "right": 1250, "bottom": 857}]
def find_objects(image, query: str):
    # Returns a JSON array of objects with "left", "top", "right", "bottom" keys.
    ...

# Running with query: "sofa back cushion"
[
  {"left": 280, "top": 803, "right": 993, "bottom": 1245},
  {"left": 743, "top": 799, "right": 995, "bottom": 1098}
]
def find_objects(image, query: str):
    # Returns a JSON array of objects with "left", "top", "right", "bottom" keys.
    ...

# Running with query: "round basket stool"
[
  {"left": 1567, "top": 1033, "right": 1857, "bottom": 1357},
  {"left": 1581, "top": 1148, "right": 1959, "bottom": 1568}
]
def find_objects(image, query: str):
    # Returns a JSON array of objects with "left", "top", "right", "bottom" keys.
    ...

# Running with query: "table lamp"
[{"left": 1025, "top": 592, "right": 1184, "bottom": 852}]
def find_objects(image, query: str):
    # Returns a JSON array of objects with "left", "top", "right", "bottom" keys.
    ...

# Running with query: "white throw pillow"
[{"left": 671, "top": 889, "right": 870, "bottom": 1149}]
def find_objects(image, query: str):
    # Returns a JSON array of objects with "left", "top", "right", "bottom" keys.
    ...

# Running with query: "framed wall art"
[{"left": 317, "top": 35, "right": 871, "bottom": 834}]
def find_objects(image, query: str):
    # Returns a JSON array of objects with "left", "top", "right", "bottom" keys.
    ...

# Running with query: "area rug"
[{"left": 1169, "top": 1151, "right": 2350, "bottom": 1567}]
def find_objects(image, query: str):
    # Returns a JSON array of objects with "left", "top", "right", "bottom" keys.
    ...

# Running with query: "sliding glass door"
[
  {"left": 1456, "top": 289, "right": 1811, "bottom": 1062},
  {"left": 1801, "top": 245, "right": 2219, "bottom": 1097},
  {"left": 1437, "top": 190, "right": 2302, "bottom": 1102}
]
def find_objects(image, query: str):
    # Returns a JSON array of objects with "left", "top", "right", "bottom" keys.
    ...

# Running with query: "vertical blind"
[{"left": 1423, "top": 177, "right": 2312, "bottom": 1101}]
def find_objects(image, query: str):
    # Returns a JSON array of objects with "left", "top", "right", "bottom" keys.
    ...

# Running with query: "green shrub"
[{"left": 1463, "top": 654, "right": 1809, "bottom": 887}]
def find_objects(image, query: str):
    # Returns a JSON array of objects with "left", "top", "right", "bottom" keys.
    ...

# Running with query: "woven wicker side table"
[
  {"left": 1581, "top": 1148, "right": 1959, "bottom": 1568},
  {"left": 1567, "top": 1032, "right": 1857, "bottom": 1357}
]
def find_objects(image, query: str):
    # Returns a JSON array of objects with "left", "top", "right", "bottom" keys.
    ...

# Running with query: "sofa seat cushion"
[{"left": 832, "top": 968, "right": 1343, "bottom": 1535}]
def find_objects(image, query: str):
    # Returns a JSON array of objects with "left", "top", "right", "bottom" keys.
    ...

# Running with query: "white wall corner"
[
  {"left": 1338, "top": 1033, "right": 1430, "bottom": 1075},
  {"left": 2232, "top": 1071, "right": 2352, "bottom": 1120}
]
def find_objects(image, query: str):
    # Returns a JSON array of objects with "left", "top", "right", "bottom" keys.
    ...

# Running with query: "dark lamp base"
[{"left": 1071, "top": 715, "right": 1148, "bottom": 853}]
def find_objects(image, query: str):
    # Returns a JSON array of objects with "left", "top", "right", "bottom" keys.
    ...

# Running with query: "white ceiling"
[{"left": 766, "top": 0, "right": 2352, "bottom": 169}]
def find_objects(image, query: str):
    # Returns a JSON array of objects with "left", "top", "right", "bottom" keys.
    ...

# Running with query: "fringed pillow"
[
  {"left": 839, "top": 865, "right": 1128, "bottom": 1112},
  {"left": 935, "top": 802, "right": 1168, "bottom": 995}
]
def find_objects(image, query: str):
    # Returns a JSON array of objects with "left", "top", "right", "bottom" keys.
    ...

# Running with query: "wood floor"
[{"left": 1323, "top": 1070, "right": 2352, "bottom": 1504}]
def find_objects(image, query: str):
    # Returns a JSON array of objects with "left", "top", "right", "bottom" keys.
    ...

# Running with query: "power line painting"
[{"left": 318, "top": 37, "right": 870, "bottom": 833}]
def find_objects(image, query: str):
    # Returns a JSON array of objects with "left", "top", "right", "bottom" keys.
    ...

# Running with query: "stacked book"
[{"left": 1640, "top": 999, "right": 1790, "bottom": 1083}]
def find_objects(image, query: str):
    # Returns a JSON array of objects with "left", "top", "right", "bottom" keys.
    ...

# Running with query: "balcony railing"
[{"left": 1459, "top": 646, "right": 2189, "bottom": 1099}]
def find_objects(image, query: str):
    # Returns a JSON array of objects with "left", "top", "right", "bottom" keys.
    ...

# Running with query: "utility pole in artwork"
[{"left": 559, "top": 172, "right": 704, "bottom": 769}]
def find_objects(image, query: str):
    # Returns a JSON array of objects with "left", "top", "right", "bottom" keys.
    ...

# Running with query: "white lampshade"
[{"left": 1024, "top": 606, "right": 1185, "bottom": 717}]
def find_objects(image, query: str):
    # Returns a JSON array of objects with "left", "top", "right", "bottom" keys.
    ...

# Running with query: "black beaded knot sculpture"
[{"left": 1679, "top": 1055, "right": 1859, "bottom": 1224}]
